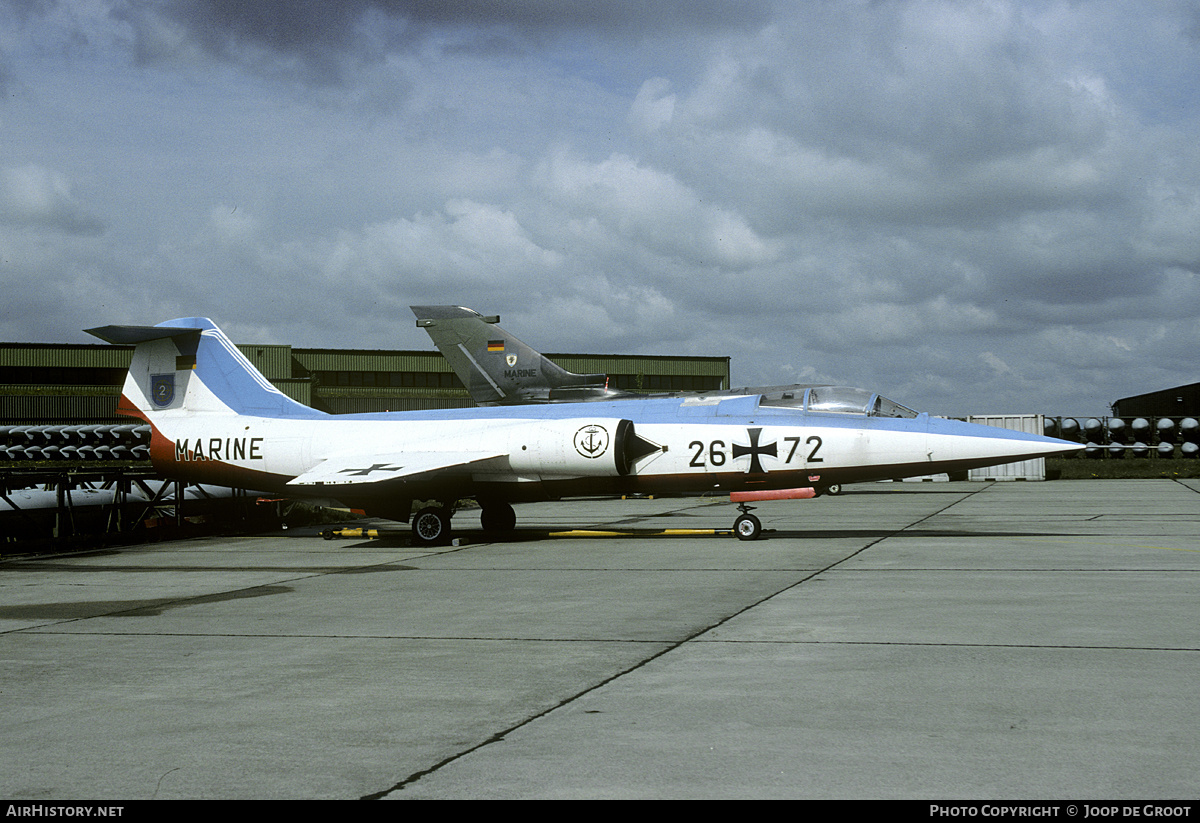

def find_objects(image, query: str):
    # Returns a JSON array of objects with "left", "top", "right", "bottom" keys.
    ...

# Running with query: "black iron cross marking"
[
  {"left": 338, "top": 463, "right": 402, "bottom": 476},
  {"left": 732, "top": 427, "right": 777, "bottom": 474}
]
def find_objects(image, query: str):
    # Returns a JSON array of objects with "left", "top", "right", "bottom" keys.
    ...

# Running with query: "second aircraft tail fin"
[{"left": 412, "top": 306, "right": 615, "bottom": 405}]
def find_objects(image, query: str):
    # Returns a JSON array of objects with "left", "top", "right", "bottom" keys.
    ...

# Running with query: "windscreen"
[
  {"left": 871, "top": 395, "right": 920, "bottom": 418},
  {"left": 805, "top": 387, "right": 919, "bottom": 418}
]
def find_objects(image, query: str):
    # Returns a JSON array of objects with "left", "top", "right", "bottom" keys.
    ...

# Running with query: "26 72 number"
[{"left": 688, "top": 435, "right": 823, "bottom": 468}]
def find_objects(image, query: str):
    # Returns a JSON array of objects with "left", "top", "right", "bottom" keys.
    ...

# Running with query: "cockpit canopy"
[{"left": 763, "top": 386, "right": 920, "bottom": 418}]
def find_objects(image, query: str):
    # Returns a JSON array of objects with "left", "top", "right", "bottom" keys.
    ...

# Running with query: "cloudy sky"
[{"left": 2, "top": 1, "right": 1198, "bottom": 416}]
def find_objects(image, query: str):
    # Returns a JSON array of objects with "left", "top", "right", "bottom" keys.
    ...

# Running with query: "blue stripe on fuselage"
[{"left": 925, "top": 414, "right": 1063, "bottom": 444}]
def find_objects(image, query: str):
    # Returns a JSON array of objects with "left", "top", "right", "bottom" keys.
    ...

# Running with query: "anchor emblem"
[{"left": 573, "top": 424, "right": 610, "bottom": 458}]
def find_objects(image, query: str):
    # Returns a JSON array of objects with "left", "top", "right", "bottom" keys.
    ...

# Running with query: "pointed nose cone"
[{"left": 926, "top": 417, "right": 1084, "bottom": 472}]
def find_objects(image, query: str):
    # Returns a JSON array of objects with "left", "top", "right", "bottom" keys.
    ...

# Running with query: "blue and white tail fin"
[{"left": 87, "top": 318, "right": 324, "bottom": 421}]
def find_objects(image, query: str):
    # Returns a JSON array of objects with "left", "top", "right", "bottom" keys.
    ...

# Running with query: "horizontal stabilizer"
[
  {"left": 412, "top": 305, "right": 500, "bottom": 325},
  {"left": 286, "top": 450, "right": 507, "bottom": 487},
  {"left": 86, "top": 324, "right": 203, "bottom": 345}
]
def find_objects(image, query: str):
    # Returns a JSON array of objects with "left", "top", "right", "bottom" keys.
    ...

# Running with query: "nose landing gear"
[
  {"left": 728, "top": 486, "right": 819, "bottom": 540},
  {"left": 733, "top": 503, "right": 762, "bottom": 541}
]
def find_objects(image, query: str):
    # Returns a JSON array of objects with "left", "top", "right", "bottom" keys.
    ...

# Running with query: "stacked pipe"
[
  {"left": 1183, "top": 419, "right": 1200, "bottom": 459},
  {"left": 0, "top": 424, "right": 150, "bottom": 461},
  {"left": 1044, "top": 416, "right": 1200, "bottom": 459}
]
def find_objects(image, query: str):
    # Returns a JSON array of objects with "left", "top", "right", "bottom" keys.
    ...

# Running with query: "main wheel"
[
  {"left": 734, "top": 513, "right": 762, "bottom": 541},
  {"left": 412, "top": 506, "right": 451, "bottom": 546},
  {"left": 480, "top": 501, "right": 516, "bottom": 533},
  {"left": 824, "top": 483, "right": 843, "bottom": 496}
]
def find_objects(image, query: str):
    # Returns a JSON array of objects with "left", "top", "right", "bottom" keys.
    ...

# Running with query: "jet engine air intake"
[{"left": 615, "top": 418, "right": 663, "bottom": 475}]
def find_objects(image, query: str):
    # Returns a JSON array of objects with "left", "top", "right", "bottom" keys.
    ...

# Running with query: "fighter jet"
[
  {"left": 87, "top": 317, "right": 1081, "bottom": 544},
  {"left": 411, "top": 305, "right": 821, "bottom": 406}
]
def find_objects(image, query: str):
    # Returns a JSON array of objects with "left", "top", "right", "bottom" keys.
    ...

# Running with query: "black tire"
[
  {"left": 412, "top": 506, "right": 451, "bottom": 546},
  {"left": 824, "top": 483, "right": 842, "bottom": 496},
  {"left": 734, "top": 513, "right": 762, "bottom": 541},
  {"left": 480, "top": 502, "right": 516, "bottom": 533}
]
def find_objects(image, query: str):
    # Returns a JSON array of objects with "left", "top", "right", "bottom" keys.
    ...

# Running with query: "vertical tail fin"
[
  {"left": 411, "top": 305, "right": 613, "bottom": 405},
  {"left": 86, "top": 317, "right": 323, "bottom": 420}
]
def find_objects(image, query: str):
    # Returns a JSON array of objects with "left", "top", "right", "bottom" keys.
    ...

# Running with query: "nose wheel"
[{"left": 733, "top": 503, "right": 762, "bottom": 541}]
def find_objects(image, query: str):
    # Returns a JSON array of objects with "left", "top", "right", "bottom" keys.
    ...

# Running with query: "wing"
[{"left": 286, "top": 450, "right": 507, "bottom": 488}]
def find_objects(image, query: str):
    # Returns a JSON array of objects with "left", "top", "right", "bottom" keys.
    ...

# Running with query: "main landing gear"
[
  {"left": 410, "top": 500, "right": 517, "bottom": 546},
  {"left": 479, "top": 501, "right": 516, "bottom": 533},
  {"left": 411, "top": 505, "right": 452, "bottom": 546},
  {"left": 733, "top": 503, "right": 763, "bottom": 541}
]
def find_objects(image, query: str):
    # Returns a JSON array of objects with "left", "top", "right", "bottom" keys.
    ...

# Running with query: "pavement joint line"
[
  {"left": 10, "top": 484, "right": 1196, "bottom": 797},
  {"left": 365, "top": 491, "right": 984, "bottom": 799},
  {"left": 691, "top": 639, "right": 1200, "bottom": 652}
]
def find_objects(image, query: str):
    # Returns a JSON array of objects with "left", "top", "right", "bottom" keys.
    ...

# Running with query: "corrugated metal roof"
[
  {"left": 0, "top": 392, "right": 120, "bottom": 423},
  {"left": 0, "top": 344, "right": 133, "bottom": 368},
  {"left": 314, "top": 386, "right": 469, "bottom": 400},
  {"left": 274, "top": 379, "right": 311, "bottom": 406},
  {"left": 320, "top": 397, "right": 471, "bottom": 414},
  {"left": 235, "top": 345, "right": 292, "bottom": 380},
  {"left": 552, "top": 354, "right": 730, "bottom": 378},
  {"left": 293, "top": 349, "right": 451, "bottom": 373},
  {"left": 1113, "top": 382, "right": 1200, "bottom": 417}
]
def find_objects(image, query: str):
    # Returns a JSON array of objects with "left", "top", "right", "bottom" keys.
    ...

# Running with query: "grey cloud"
[
  {"left": 2, "top": 1, "right": 1198, "bottom": 417},
  {"left": 159, "top": 0, "right": 775, "bottom": 42},
  {"left": 124, "top": 0, "right": 775, "bottom": 83},
  {"left": 0, "top": 165, "right": 105, "bottom": 235}
]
